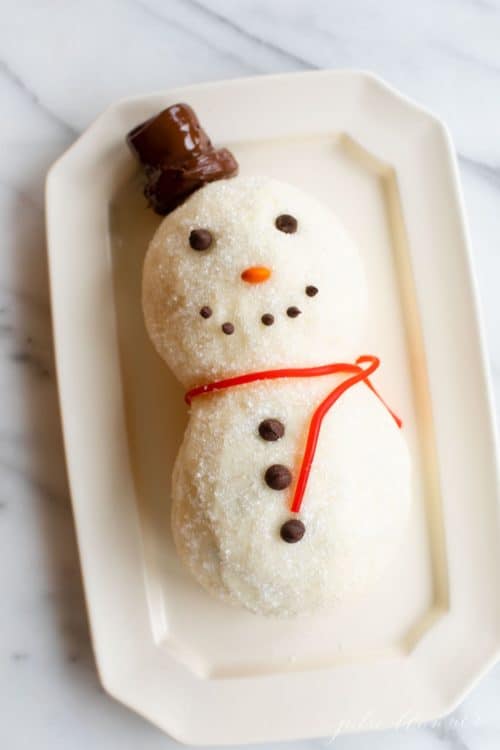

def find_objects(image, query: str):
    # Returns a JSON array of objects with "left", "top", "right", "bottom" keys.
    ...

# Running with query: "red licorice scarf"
[{"left": 185, "top": 355, "right": 402, "bottom": 514}]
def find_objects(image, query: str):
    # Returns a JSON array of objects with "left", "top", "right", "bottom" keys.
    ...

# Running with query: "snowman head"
[{"left": 143, "top": 176, "right": 367, "bottom": 388}]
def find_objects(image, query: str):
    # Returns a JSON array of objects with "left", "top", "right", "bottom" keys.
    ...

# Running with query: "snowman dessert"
[{"left": 128, "top": 105, "right": 411, "bottom": 617}]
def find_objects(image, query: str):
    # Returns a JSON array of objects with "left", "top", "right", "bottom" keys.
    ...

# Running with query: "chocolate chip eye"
[
  {"left": 305, "top": 285, "right": 318, "bottom": 297},
  {"left": 189, "top": 229, "right": 212, "bottom": 250},
  {"left": 199, "top": 306, "right": 212, "bottom": 318},
  {"left": 275, "top": 214, "right": 297, "bottom": 234}
]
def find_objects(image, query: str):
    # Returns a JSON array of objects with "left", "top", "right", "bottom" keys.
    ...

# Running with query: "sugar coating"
[
  {"left": 173, "top": 379, "right": 410, "bottom": 616},
  {"left": 143, "top": 177, "right": 367, "bottom": 388},
  {"left": 143, "top": 176, "right": 411, "bottom": 617}
]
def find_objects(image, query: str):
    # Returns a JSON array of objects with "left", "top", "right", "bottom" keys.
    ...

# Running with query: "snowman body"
[{"left": 143, "top": 176, "right": 411, "bottom": 617}]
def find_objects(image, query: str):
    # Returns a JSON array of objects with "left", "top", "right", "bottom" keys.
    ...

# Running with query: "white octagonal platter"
[{"left": 45, "top": 71, "right": 500, "bottom": 744}]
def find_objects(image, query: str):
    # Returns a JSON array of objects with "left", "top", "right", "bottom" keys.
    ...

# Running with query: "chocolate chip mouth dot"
[
  {"left": 286, "top": 306, "right": 301, "bottom": 318},
  {"left": 265, "top": 464, "right": 292, "bottom": 490},
  {"left": 189, "top": 229, "right": 212, "bottom": 250},
  {"left": 199, "top": 305, "right": 212, "bottom": 318},
  {"left": 259, "top": 418, "right": 285, "bottom": 442},
  {"left": 221, "top": 322, "right": 234, "bottom": 335},
  {"left": 275, "top": 214, "right": 297, "bottom": 234},
  {"left": 261, "top": 313, "right": 275, "bottom": 326},
  {"left": 306, "top": 285, "right": 318, "bottom": 297},
  {"left": 280, "top": 519, "right": 305, "bottom": 543}
]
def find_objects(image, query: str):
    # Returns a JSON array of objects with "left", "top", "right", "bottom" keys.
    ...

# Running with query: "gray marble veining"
[{"left": 1, "top": 1, "right": 500, "bottom": 748}]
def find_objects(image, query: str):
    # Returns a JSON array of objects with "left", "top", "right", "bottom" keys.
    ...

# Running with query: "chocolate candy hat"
[{"left": 127, "top": 103, "right": 238, "bottom": 215}]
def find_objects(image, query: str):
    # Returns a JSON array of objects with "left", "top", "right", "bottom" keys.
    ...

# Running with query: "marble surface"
[{"left": 2, "top": 1, "right": 500, "bottom": 747}]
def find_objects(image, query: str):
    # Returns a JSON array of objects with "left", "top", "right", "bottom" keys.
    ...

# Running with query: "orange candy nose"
[{"left": 241, "top": 266, "right": 272, "bottom": 284}]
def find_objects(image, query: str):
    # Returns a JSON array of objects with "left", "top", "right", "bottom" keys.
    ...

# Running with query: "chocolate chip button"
[
  {"left": 265, "top": 464, "right": 292, "bottom": 490},
  {"left": 305, "top": 285, "right": 318, "bottom": 297},
  {"left": 275, "top": 214, "right": 298, "bottom": 234},
  {"left": 286, "top": 306, "right": 301, "bottom": 318},
  {"left": 199, "top": 305, "right": 212, "bottom": 318},
  {"left": 261, "top": 313, "right": 274, "bottom": 326},
  {"left": 259, "top": 418, "right": 285, "bottom": 442},
  {"left": 189, "top": 229, "right": 212, "bottom": 250},
  {"left": 280, "top": 519, "right": 305, "bottom": 543},
  {"left": 222, "top": 322, "right": 235, "bottom": 335}
]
